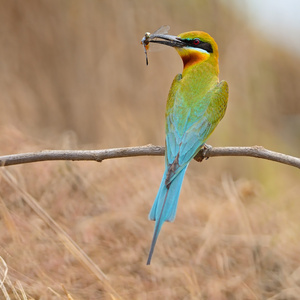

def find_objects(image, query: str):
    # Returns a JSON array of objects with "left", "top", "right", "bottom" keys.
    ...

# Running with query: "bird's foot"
[{"left": 194, "top": 144, "right": 212, "bottom": 162}]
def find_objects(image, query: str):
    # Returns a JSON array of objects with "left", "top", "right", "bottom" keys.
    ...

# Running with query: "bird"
[{"left": 142, "top": 29, "right": 229, "bottom": 264}]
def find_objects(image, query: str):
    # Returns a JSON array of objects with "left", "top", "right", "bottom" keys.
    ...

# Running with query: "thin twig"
[{"left": 0, "top": 145, "right": 299, "bottom": 169}]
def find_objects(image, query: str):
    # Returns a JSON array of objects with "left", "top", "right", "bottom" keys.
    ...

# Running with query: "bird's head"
[{"left": 143, "top": 30, "right": 218, "bottom": 70}]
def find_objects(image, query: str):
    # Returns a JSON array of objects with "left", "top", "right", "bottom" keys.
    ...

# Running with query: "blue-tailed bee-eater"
[{"left": 142, "top": 27, "right": 228, "bottom": 264}]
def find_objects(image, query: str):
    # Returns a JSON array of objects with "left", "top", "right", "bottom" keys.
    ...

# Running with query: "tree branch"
[{"left": 0, "top": 145, "right": 299, "bottom": 169}]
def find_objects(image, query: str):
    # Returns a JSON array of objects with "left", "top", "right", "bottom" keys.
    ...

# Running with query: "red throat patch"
[{"left": 180, "top": 51, "right": 209, "bottom": 69}]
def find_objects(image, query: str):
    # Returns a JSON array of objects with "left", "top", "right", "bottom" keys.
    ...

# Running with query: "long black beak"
[{"left": 142, "top": 33, "right": 185, "bottom": 48}]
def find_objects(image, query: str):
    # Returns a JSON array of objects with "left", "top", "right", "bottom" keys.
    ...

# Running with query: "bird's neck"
[
  {"left": 177, "top": 47, "right": 219, "bottom": 75},
  {"left": 182, "top": 57, "right": 219, "bottom": 80}
]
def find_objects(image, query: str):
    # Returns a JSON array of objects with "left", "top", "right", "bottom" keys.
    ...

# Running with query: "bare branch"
[
  {"left": 0, "top": 145, "right": 164, "bottom": 166},
  {"left": 0, "top": 145, "right": 299, "bottom": 169},
  {"left": 196, "top": 145, "right": 300, "bottom": 169}
]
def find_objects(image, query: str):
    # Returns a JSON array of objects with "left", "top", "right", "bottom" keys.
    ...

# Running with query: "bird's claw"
[{"left": 194, "top": 144, "right": 212, "bottom": 162}]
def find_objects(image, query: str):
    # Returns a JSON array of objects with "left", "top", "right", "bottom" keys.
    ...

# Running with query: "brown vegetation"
[{"left": 0, "top": 1, "right": 299, "bottom": 299}]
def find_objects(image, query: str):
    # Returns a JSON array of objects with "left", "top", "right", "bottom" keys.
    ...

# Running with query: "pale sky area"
[{"left": 226, "top": 0, "right": 300, "bottom": 54}]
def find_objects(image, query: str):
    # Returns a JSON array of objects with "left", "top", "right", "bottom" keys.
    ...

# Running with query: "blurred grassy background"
[{"left": 0, "top": 0, "right": 300, "bottom": 299}]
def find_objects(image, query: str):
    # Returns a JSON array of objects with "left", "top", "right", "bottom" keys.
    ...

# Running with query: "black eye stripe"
[{"left": 184, "top": 39, "right": 213, "bottom": 53}]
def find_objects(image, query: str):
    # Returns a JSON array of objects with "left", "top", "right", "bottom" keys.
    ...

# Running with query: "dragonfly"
[{"left": 141, "top": 25, "right": 170, "bottom": 65}]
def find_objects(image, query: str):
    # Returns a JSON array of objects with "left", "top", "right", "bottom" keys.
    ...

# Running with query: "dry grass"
[
  {"left": 0, "top": 128, "right": 300, "bottom": 299},
  {"left": 0, "top": 0, "right": 300, "bottom": 299}
]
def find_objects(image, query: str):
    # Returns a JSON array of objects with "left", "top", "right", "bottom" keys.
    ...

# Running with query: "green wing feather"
[{"left": 165, "top": 79, "right": 228, "bottom": 184}]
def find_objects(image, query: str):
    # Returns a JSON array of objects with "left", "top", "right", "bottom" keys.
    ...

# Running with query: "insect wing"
[
  {"left": 141, "top": 25, "right": 170, "bottom": 65},
  {"left": 151, "top": 25, "right": 170, "bottom": 36}
]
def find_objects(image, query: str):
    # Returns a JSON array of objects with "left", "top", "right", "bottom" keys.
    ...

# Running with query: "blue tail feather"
[{"left": 147, "top": 165, "right": 188, "bottom": 265}]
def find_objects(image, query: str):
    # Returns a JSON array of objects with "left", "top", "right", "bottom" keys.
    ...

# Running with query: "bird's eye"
[{"left": 193, "top": 38, "right": 200, "bottom": 46}]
